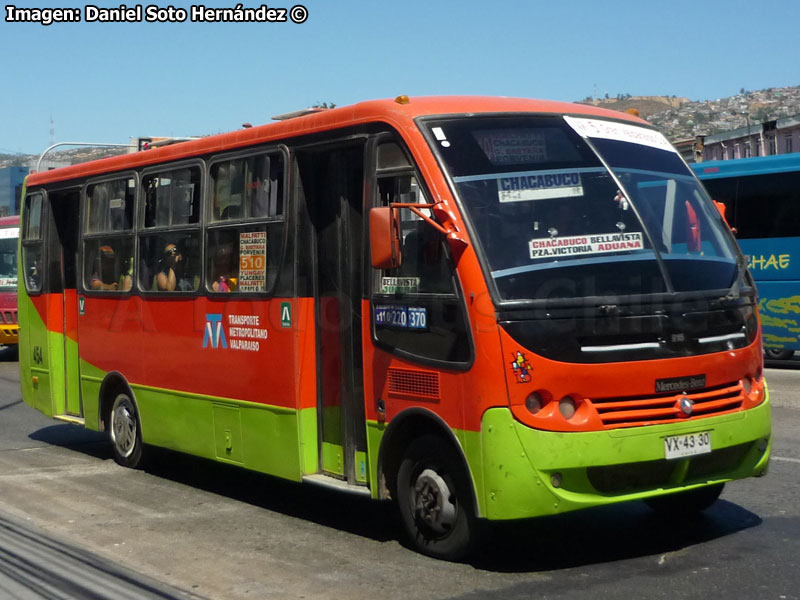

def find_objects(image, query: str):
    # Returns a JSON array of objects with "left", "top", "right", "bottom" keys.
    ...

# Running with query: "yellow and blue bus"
[{"left": 693, "top": 154, "right": 800, "bottom": 360}]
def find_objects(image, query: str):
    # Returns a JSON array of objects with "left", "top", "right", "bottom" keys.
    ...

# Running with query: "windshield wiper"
[{"left": 722, "top": 253, "right": 749, "bottom": 301}]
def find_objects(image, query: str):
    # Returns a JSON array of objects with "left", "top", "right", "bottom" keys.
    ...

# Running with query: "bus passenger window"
[
  {"left": 206, "top": 152, "right": 285, "bottom": 294},
  {"left": 139, "top": 233, "right": 201, "bottom": 292},
  {"left": 143, "top": 167, "right": 201, "bottom": 228},
  {"left": 84, "top": 177, "right": 136, "bottom": 293},
  {"left": 84, "top": 239, "right": 134, "bottom": 292}
]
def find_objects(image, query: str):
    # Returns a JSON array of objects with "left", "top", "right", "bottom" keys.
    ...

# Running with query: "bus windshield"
[
  {"left": 426, "top": 116, "right": 740, "bottom": 301},
  {"left": 0, "top": 226, "right": 19, "bottom": 291}
]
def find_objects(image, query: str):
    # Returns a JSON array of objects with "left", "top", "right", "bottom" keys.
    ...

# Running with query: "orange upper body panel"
[{"left": 25, "top": 96, "right": 647, "bottom": 188}]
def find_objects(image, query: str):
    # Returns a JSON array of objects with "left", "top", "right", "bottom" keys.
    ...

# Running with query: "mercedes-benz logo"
[{"left": 678, "top": 395, "right": 694, "bottom": 416}]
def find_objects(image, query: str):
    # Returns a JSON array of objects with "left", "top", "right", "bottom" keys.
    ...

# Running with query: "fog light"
[
  {"left": 741, "top": 378, "right": 752, "bottom": 395},
  {"left": 559, "top": 396, "right": 577, "bottom": 420},
  {"left": 525, "top": 392, "right": 544, "bottom": 415},
  {"left": 551, "top": 472, "right": 563, "bottom": 488}
]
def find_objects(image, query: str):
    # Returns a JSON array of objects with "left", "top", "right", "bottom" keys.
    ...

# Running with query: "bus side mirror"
[
  {"left": 713, "top": 199, "right": 737, "bottom": 235},
  {"left": 370, "top": 206, "right": 402, "bottom": 269}
]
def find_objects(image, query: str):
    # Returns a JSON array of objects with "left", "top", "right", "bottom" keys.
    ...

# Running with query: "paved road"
[{"left": 0, "top": 355, "right": 798, "bottom": 599}]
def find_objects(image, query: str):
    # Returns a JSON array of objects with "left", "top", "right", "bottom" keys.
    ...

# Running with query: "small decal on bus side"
[{"left": 510, "top": 351, "right": 533, "bottom": 383}]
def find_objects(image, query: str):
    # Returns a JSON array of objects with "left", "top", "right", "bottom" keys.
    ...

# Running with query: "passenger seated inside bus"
[
  {"left": 154, "top": 243, "right": 182, "bottom": 291},
  {"left": 89, "top": 244, "right": 119, "bottom": 290},
  {"left": 119, "top": 256, "right": 133, "bottom": 291},
  {"left": 210, "top": 237, "right": 238, "bottom": 292}
]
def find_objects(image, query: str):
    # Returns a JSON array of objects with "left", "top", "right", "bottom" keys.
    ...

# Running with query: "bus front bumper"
[{"left": 477, "top": 392, "right": 771, "bottom": 520}]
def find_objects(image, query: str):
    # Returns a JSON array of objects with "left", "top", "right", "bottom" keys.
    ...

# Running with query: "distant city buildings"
[
  {"left": 0, "top": 166, "right": 27, "bottom": 216},
  {"left": 699, "top": 113, "right": 800, "bottom": 162}
]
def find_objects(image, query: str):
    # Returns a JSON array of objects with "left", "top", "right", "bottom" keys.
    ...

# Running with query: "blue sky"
[{"left": 2, "top": 0, "right": 799, "bottom": 155}]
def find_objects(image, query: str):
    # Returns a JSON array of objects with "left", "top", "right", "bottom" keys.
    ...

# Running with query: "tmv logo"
[{"left": 203, "top": 314, "right": 228, "bottom": 349}]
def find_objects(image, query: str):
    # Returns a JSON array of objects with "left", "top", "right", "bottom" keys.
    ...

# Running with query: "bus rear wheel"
[
  {"left": 109, "top": 393, "right": 145, "bottom": 469},
  {"left": 765, "top": 348, "right": 794, "bottom": 361},
  {"left": 396, "top": 435, "right": 477, "bottom": 561},
  {"left": 645, "top": 483, "right": 724, "bottom": 516}
]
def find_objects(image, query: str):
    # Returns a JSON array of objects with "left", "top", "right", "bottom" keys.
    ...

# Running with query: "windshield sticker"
[
  {"left": 375, "top": 305, "right": 427, "bottom": 330},
  {"left": 564, "top": 116, "right": 676, "bottom": 153},
  {"left": 473, "top": 129, "right": 548, "bottom": 165},
  {"left": 498, "top": 171, "right": 584, "bottom": 203},
  {"left": 381, "top": 276, "right": 419, "bottom": 294},
  {"left": 528, "top": 231, "right": 644, "bottom": 259},
  {"left": 238, "top": 231, "right": 267, "bottom": 292}
]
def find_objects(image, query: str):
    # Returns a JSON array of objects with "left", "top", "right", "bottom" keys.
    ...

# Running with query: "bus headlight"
[
  {"left": 525, "top": 392, "right": 544, "bottom": 415},
  {"left": 559, "top": 396, "right": 577, "bottom": 420}
]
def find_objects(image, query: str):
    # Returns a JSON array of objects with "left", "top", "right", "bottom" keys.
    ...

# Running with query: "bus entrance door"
[
  {"left": 299, "top": 144, "right": 369, "bottom": 486},
  {"left": 50, "top": 189, "right": 82, "bottom": 418}
]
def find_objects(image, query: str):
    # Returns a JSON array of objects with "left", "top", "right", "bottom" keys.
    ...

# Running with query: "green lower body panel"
[
  {"left": 472, "top": 393, "right": 772, "bottom": 520},
  {"left": 80, "top": 361, "right": 310, "bottom": 483}
]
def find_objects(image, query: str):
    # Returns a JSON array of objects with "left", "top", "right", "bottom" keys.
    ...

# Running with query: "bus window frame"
[
  {"left": 205, "top": 145, "right": 290, "bottom": 297},
  {"left": 137, "top": 159, "right": 205, "bottom": 296},
  {"left": 81, "top": 171, "right": 139, "bottom": 296},
  {"left": 367, "top": 133, "right": 475, "bottom": 370},
  {"left": 21, "top": 189, "right": 46, "bottom": 296}
]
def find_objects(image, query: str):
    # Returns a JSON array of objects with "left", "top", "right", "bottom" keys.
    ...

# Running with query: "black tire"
[
  {"left": 396, "top": 435, "right": 477, "bottom": 561},
  {"left": 645, "top": 483, "right": 724, "bottom": 516},
  {"left": 765, "top": 348, "right": 794, "bottom": 361},
  {"left": 109, "top": 393, "right": 145, "bottom": 468}
]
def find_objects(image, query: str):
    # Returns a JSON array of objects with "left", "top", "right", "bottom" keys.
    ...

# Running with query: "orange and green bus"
[{"left": 19, "top": 96, "right": 771, "bottom": 560}]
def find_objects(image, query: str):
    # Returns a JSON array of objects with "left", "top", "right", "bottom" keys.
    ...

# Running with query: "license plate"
[{"left": 664, "top": 431, "right": 712, "bottom": 460}]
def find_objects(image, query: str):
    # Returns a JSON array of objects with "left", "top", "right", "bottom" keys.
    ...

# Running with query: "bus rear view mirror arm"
[{"left": 369, "top": 203, "right": 469, "bottom": 269}]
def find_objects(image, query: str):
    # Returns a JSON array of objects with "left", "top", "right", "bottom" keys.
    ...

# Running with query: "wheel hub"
[
  {"left": 111, "top": 402, "right": 136, "bottom": 457},
  {"left": 413, "top": 469, "right": 457, "bottom": 534}
]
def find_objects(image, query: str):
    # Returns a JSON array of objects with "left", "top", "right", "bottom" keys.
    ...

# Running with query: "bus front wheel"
[
  {"left": 645, "top": 483, "right": 724, "bottom": 515},
  {"left": 109, "top": 393, "right": 145, "bottom": 469},
  {"left": 396, "top": 435, "right": 477, "bottom": 561}
]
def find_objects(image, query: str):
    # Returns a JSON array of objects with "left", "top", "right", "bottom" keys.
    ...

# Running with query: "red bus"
[
  {"left": 19, "top": 96, "right": 771, "bottom": 560},
  {"left": 0, "top": 215, "right": 20, "bottom": 352}
]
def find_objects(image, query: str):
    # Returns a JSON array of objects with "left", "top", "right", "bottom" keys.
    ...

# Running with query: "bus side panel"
[
  {"left": 756, "top": 280, "right": 800, "bottom": 351},
  {"left": 738, "top": 237, "right": 800, "bottom": 282},
  {"left": 76, "top": 295, "right": 305, "bottom": 481}
]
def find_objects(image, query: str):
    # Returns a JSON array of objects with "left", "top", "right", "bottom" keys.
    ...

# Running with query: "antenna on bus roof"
[
  {"left": 271, "top": 107, "right": 327, "bottom": 121},
  {"left": 135, "top": 136, "right": 201, "bottom": 151}
]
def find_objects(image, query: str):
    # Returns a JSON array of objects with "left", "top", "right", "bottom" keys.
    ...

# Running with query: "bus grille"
[
  {"left": 589, "top": 381, "right": 743, "bottom": 428},
  {"left": 387, "top": 368, "right": 440, "bottom": 400},
  {"left": 0, "top": 310, "right": 16, "bottom": 324}
]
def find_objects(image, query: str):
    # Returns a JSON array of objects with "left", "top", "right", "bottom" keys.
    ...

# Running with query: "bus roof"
[
  {"left": 692, "top": 153, "right": 800, "bottom": 180},
  {"left": 26, "top": 96, "right": 648, "bottom": 187}
]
